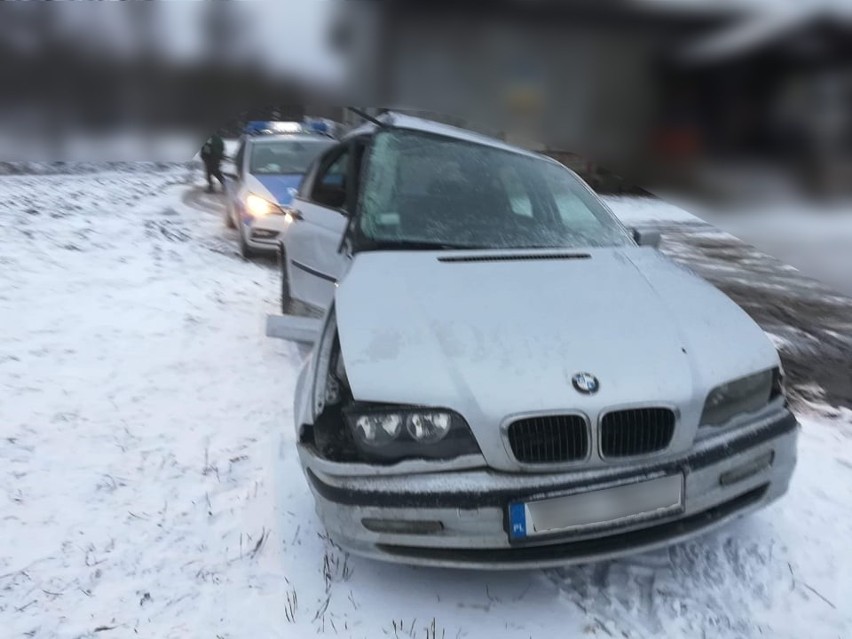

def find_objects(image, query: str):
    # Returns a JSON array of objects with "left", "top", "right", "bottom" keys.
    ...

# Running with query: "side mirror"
[{"left": 632, "top": 228, "right": 661, "bottom": 249}]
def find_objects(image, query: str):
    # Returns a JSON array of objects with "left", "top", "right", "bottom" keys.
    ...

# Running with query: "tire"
[
  {"left": 238, "top": 225, "right": 254, "bottom": 259},
  {"left": 279, "top": 244, "right": 293, "bottom": 314},
  {"left": 224, "top": 201, "right": 235, "bottom": 229}
]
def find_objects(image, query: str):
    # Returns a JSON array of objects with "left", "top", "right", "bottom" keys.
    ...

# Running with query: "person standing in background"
[{"left": 200, "top": 134, "right": 226, "bottom": 193}]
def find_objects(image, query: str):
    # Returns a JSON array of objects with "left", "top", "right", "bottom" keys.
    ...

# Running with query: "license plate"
[{"left": 508, "top": 474, "right": 684, "bottom": 540}]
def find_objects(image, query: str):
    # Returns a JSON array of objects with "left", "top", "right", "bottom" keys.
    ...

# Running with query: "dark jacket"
[{"left": 201, "top": 135, "right": 225, "bottom": 163}]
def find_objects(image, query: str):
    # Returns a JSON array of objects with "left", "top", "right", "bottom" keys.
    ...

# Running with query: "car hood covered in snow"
[{"left": 334, "top": 248, "right": 778, "bottom": 465}]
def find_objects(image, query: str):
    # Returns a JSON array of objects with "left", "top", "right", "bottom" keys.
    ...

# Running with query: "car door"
[{"left": 284, "top": 139, "right": 360, "bottom": 310}]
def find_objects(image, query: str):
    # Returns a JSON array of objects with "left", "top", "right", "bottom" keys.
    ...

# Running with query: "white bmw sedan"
[{"left": 276, "top": 113, "right": 798, "bottom": 568}]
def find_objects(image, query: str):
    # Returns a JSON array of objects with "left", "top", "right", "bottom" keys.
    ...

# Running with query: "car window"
[
  {"left": 249, "top": 139, "right": 334, "bottom": 175},
  {"left": 309, "top": 146, "right": 350, "bottom": 210},
  {"left": 348, "top": 138, "right": 369, "bottom": 212},
  {"left": 297, "top": 157, "right": 320, "bottom": 199},
  {"left": 357, "top": 129, "right": 633, "bottom": 250},
  {"left": 319, "top": 152, "right": 348, "bottom": 188},
  {"left": 544, "top": 169, "right": 609, "bottom": 233}
]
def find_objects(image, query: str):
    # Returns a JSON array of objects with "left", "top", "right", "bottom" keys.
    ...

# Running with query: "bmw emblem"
[{"left": 572, "top": 372, "right": 599, "bottom": 395}]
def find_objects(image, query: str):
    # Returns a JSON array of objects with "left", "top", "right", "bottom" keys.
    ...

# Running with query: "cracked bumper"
[{"left": 298, "top": 411, "right": 798, "bottom": 569}]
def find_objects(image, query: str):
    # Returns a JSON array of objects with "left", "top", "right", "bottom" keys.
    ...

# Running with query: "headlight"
[
  {"left": 343, "top": 404, "right": 480, "bottom": 462},
  {"left": 245, "top": 193, "right": 279, "bottom": 217},
  {"left": 353, "top": 413, "right": 403, "bottom": 446},
  {"left": 700, "top": 368, "right": 776, "bottom": 427},
  {"left": 406, "top": 412, "right": 452, "bottom": 442}
]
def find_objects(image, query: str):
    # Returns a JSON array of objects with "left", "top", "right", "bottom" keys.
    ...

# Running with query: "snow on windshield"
[{"left": 358, "top": 130, "right": 633, "bottom": 250}]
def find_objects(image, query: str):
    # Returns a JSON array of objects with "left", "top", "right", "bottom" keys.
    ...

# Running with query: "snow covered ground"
[{"left": 1, "top": 170, "right": 851, "bottom": 638}]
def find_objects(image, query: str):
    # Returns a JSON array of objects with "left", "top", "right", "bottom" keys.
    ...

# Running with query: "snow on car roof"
[{"left": 344, "top": 112, "right": 544, "bottom": 160}]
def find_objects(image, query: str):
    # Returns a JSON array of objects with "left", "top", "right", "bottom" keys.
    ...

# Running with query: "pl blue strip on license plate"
[{"left": 509, "top": 503, "right": 527, "bottom": 539}]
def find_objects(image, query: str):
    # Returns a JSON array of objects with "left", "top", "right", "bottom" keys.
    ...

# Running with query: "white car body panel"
[
  {"left": 333, "top": 247, "right": 778, "bottom": 472},
  {"left": 283, "top": 196, "right": 350, "bottom": 309}
]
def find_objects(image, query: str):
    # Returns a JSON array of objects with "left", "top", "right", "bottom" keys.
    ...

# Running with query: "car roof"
[{"left": 343, "top": 112, "right": 545, "bottom": 161}]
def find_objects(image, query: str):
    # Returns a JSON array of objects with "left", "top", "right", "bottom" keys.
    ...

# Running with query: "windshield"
[
  {"left": 357, "top": 130, "right": 633, "bottom": 250},
  {"left": 250, "top": 139, "right": 334, "bottom": 175}
]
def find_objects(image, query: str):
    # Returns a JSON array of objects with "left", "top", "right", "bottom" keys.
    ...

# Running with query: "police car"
[{"left": 225, "top": 121, "right": 336, "bottom": 257}]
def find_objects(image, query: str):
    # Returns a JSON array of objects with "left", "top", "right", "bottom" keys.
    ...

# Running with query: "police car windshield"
[
  {"left": 250, "top": 139, "right": 334, "bottom": 175},
  {"left": 357, "top": 129, "right": 633, "bottom": 251}
]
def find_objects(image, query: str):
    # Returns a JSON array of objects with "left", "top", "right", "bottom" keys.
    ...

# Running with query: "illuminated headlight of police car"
[{"left": 245, "top": 193, "right": 282, "bottom": 217}]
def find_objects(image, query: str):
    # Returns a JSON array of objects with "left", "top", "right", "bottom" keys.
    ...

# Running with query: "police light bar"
[
  {"left": 270, "top": 121, "right": 303, "bottom": 133},
  {"left": 303, "top": 118, "right": 329, "bottom": 134},
  {"left": 245, "top": 121, "right": 268, "bottom": 134},
  {"left": 303, "top": 117, "right": 339, "bottom": 138},
  {"left": 244, "top": 121, "right": 304, "bottom": 135}
]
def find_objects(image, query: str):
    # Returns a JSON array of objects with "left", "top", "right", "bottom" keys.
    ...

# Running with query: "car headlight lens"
[
  {"left": 353, "top": 413, "right": 403, "bottom": 445},
  {"left": 406, "top": 412, "right": 452, "bottom": 442},
  {"left": 245, "top": 193, "right": 278, "bottom": 217},
  {"left": 343, "top": 404, "right": 480, "bottom": 462},
  {"left": 700, "top": 368, "right": 776, "bottom": 427}
]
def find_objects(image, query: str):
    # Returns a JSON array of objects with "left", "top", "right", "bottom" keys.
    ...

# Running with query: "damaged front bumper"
[{"left": 297, "top": 410, "right": 799, "bottom": 569}]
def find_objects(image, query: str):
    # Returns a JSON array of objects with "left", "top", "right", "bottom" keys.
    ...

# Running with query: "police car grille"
[
  {"left": 508, "top": 415, "right": 589, "bottom": 463},
  {"left": 599, "top": 408, "right": 675, "bottom": 458}
]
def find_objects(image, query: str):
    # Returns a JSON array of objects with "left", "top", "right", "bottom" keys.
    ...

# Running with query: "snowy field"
[{"left": 1, "top": 169, "right": 851, "bottom": 638}]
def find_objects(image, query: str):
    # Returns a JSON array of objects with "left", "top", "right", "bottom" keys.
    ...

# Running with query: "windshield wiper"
[{"left": 363, "top": 239, "right": 489, "bottom": 251}]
